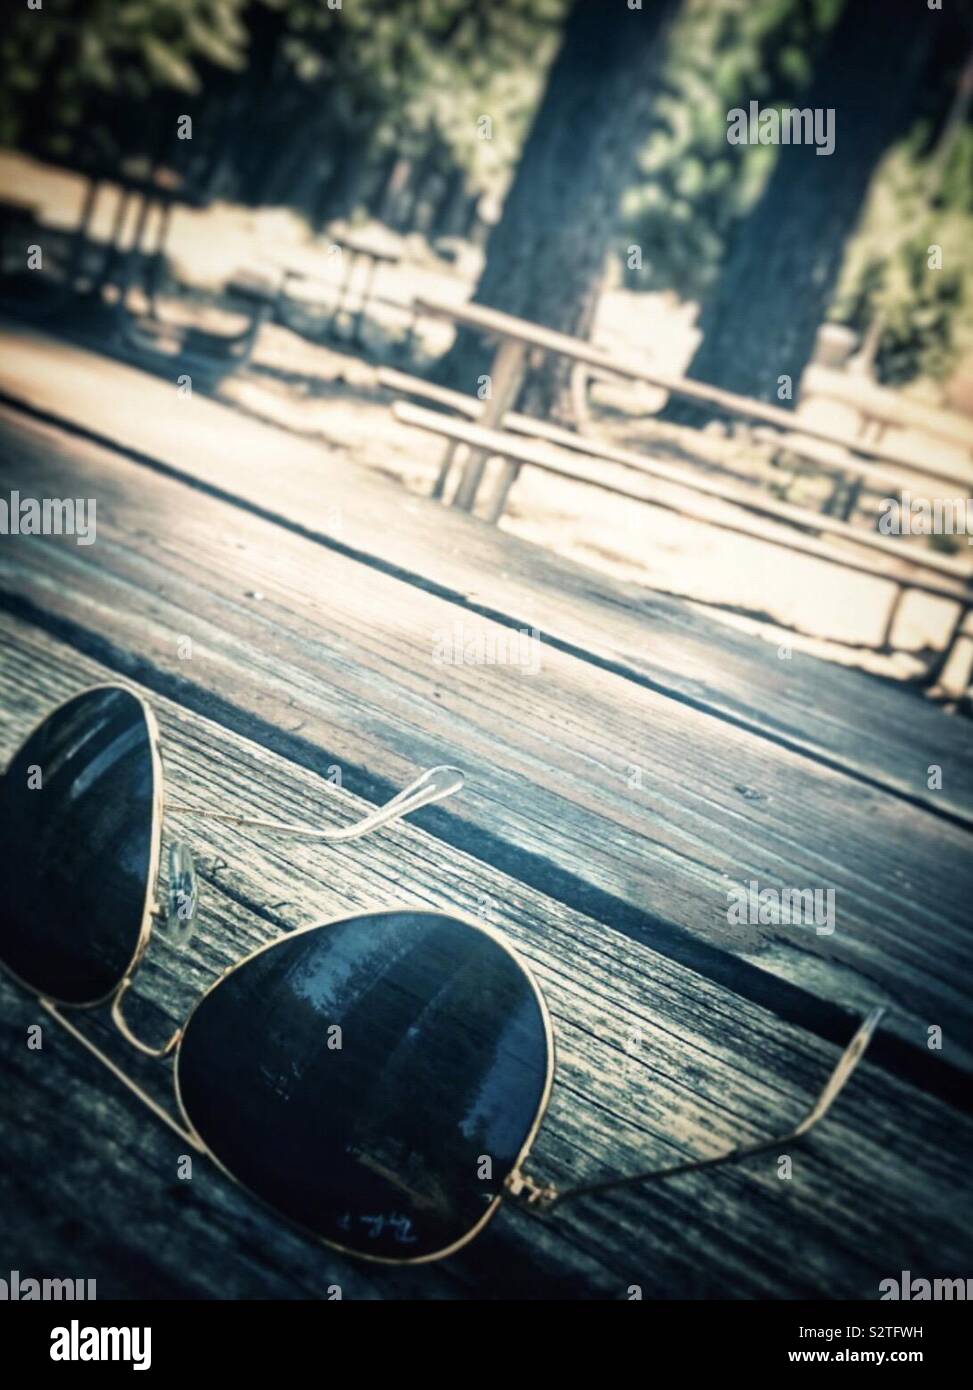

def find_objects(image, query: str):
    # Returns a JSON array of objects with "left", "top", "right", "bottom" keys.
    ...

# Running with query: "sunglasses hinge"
[{"left": 503, "top": 1168, "right": 559, "bottom": 1211}]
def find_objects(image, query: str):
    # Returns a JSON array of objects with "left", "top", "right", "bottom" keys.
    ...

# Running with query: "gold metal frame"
[
  {"left": 0, "top": 681, "right": 165, "bottom": 1012},
  {"left": 169, "top": 906, "right": 557, "bottom": 1266},
  {"left": 34, "top": 905, "right": 556, "bottom": 1265},
  {"left": 3, "top": 681, "right": 557, "bottom": 1265},
  {"left": 2, "top": 682, "right": 886, "bottom": 1267}
]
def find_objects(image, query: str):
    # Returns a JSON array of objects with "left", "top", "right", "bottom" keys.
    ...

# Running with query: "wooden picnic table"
[
  {"left": 0, "top": 161, "right": 211, "bottom": 333},
  {"left": 16, "top": 162, "right": 281, "bottom": 380},
  {"left": 276, "top": 232, "right": 404, "bottom": 348},
  {"left": 413, "top": 293, "right": 972, "bottom": 518},
  {"left": 84, "top": 165, "right": 208, "bottom": 298},
  {"left": 0, "top": 326, "right": 971, "bottom": 1299},
  {"left": 51, "top": 162, "right": 211, "bottom": 306},
  {"left": 120, "top": 265, "right": 282, "bottom": 383},
  {"left": 392, "top": 399, "right": 973, "bottom": 685},
  {"left": 802, "top": 363, "right": 973, "bottom": 459}
]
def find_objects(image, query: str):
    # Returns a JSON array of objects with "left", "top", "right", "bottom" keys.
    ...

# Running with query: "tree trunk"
[
  {"left": 366, "top": 148, "right": 400, "bottom": 220},
  {"left": 229, "top": 5, "right": 288, "bottom": 205},
  {"left": 433, "top": 0, "right": 680, "bottom": 416},
  {"left": 399, "top": 137, "right": 442, "bottom": 234},
  {"left": 314, "top": 131, "right": 372, "bottom": 228},
  {"left": 430, "top": 166, "right": 467, "bottom": 241},
  {"left": 460, "top": 192, "right": 483, "bottom": 242},
  {"left": 673, "top": 0, "right": 936, "bottom": 416}
]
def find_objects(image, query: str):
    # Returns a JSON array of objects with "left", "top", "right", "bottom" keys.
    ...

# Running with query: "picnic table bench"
[
  {"left": 119, "top": 266, "right": 282, "bottom": 381},
  {"left": 412, "top": 294, "right": 972, "bottom": 518},
  {"left": 0, "top": 325, "right": 971, "bottom": 1298},
  {"left": 0, "top": 162, "right": 209, "bottom": 320},
  {"left": 391, "top": 397, "right": 973, "bottom": 687},
  {"left": 0, "top": 161, "right": 276, "bottom": 385},
  {"left": 275, "top": 232, "right": 407, "bottom": 350},
  {"left": 802, "top": 363, "right": 973, "bottom": 469}
]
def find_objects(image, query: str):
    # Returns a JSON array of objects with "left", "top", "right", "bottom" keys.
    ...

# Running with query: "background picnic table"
[{"left": 1, "top": 333, "right": 971, "bottom": 1299}]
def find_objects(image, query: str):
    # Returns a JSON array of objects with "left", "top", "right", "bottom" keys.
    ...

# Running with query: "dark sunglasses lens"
[
  {"left": 0, "top": 687, "right": 157, "bottom": 1004},
  {"left": 176, "top": 911, "right": 552, "bottom": 1261}
]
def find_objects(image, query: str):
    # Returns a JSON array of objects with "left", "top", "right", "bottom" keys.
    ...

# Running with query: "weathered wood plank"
[
  {"left": 2, "top": 329, "right": 971, "bottom": 830},
  {"left": 1, "top": 409, "right": 971, "bottom": 1080},
  {"left": 2, "top": 617, "right": 971, "bottom": 1299}
]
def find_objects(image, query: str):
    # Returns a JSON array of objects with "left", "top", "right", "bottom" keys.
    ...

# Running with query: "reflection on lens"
[
  {"left": 176, "top": 910, "right": 552, "bottom": 1261},
  {"left": 0, "top": 687, "right": 157, "bottom": 1004}
]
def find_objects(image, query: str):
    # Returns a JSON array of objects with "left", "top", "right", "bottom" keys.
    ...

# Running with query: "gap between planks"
[
  {"left": 0, "top": 384, "right": 971, "bottom": 833},
  {"left": 1, "top": 417, "right": 973, "bottom": 1078}
]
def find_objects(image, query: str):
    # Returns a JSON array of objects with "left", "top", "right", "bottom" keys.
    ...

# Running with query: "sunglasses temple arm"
[
  {"left": 168, "top": 765, "right": 465, "bottom": 842},
  {"left": 537, "top": 1007, "right": 886, "bottom": 1212},
  {"left": 37, "top": 998, "right": 204, "bottom": 1152}
]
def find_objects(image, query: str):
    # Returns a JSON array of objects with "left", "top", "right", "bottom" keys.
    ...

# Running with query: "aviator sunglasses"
[{"left": 0, "top": 684, "right": 884, "bottom": 1264}]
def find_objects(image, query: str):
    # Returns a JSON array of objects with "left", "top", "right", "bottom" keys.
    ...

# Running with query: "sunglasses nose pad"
[{"left": 162, "top": 840, "right": 198, "bottom": 945}]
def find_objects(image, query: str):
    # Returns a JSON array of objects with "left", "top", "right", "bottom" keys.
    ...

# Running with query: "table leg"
[
  {"left": 148, "top": 201, "right": 173, "bottom": 311},
  {"left": 839, "top": 474, "right": 864, "bottom": 522},
  {"left": 430, "top": 445, "right": 457, "bottom": 501},
  {"left": 400, "top": 303, "right": 420, "bottom": 363},
  {"left": 451, "top": 338, "right": 526, "bottom": 512},
  {"left": 352, "top": 255, "right": 379, "bottom": 346},
  {"left": 821, "top": 472, "right": 847, "bottom": 516},
  {"left": 67, "top": 176, "right": 100, "bottom": 291},
  {"left": 97, "top": 187, "right": 132, "bottom": 293},
  {"left": 878, "top": 584, "right": 904, "bottom": 653},
  {"left": 483, "top": 459, "right": 521, "bottom": 524},
  {"left": 117, "top": 192, "right": 153, "bottom": 313},
  {"left": 235, "top": 303, "right": 273, "bottom": 368},
  {"left": 329, "top": 249, "right": 358, "bottom": 338},
  {"left": 917, "top": 599, "right": 972, "bottom": 689}
]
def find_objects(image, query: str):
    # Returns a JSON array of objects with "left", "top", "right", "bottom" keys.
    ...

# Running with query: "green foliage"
[
  {"left": 0, "top": 0, "right": 249, "bottom": 153},
  {"left": 622, "top": 0, "right": 840, "bottom": 300},
  {"left": 832, "top": 126, "right": 973, "bottom": 385},
  {"left": 0, "top": 0, "right": 564, "bottom": 202},
  {"left": 262, "top": 0, "right": 564, "bottom": 187},
  {"left": 3, "top": 0, "right": 969, "bottom": 389},
  {"left": 622, "top": 0, "right": 973, "bottom": 389}
]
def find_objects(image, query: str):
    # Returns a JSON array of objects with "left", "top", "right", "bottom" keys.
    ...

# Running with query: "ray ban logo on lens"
[
  {"left": 432, "top": 621, "right": 543, "bottom": 674},
  {"left": 0, "top": 490, "right": 96, "bottom": 545}
]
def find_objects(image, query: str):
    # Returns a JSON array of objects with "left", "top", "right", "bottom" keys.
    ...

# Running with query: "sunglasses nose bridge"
[{"left": 110, "top": 976, "right": 183, "bottom": 1058}]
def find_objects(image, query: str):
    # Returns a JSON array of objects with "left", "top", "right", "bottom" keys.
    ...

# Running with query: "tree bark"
[
  {"left": 673, "top": 0, "right": 936, "bottom": 415},
  {"left": 365, "top": 148, "right": 400, "bottom": 220},
  {"left": 433, "top": 0, "right": 680, "bottom": 416},
  {"left": 430, "top": 166, "right": 468, "bottom": 241},
  {"left": 313, "top": 128, "right": 373, "bottom": 228}
]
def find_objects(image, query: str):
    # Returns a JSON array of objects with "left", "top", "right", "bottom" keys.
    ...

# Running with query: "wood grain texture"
[
  {"left": 2, "top": 329, "right": 972, "bottom": 832},
  {"left": 1, "top": 409, "right": 971, "bottom": 1075},
  {"left": 2, "top": 616, "right": 971, "bottom": 1299}
]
